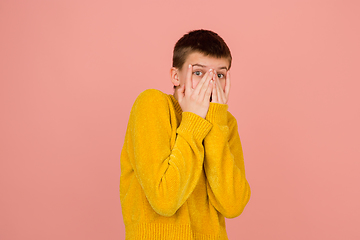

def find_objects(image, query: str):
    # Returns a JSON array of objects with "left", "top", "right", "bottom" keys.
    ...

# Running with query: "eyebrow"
[{"left": 192, "top": 64, "right": 228, "bottom": 71}]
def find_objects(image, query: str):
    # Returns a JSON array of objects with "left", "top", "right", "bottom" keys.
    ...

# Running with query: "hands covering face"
[{"left": 176, "top": 64, "right": 231, "bottom": 119}]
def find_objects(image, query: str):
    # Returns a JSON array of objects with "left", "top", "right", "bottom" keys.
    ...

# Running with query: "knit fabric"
[{"left": 120, "top": 89, "right": 251, "bottom": 240}]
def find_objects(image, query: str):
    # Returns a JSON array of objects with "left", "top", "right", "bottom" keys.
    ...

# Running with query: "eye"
[
  {"left": 193, "top": 71, "right": 203, "bottom": 76},
  {"left": 217, "top": 73, "right": 225, "bottom": 79}
]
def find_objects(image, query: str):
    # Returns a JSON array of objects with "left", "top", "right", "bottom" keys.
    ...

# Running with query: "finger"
[
  {"left": 225, "top": 71, "right": 231, "bottom": 102},
  {"left": 212, "top": 79, "right": 218, "bottom": 103},
  {"left": 213, "top": 71, "right": 225, "bottom": 103},
  {"left": 193, "top": 69, "right": 212, "bottom": 96},
  {"left": 212, "top": 70, "right": 219, "bottom": 103},
  {"left": 185, "top": 64, "right": 193, "bottom": 92},
  {"left": 218, "top": 77, "right": 225, "bottom": 104},
  {"left": 204, "top": 79, "right": 214, "bottom": 102},
  {"left": 215, "top": 77, "right": 225, "bottom": 104}
]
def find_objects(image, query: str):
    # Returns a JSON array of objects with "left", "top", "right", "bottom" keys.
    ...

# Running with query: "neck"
[{"left": 172, "top": 89, "right": 179, "bottom": 102}]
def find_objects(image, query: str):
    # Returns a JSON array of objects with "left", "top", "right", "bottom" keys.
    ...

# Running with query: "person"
[{"left": 119, "top": 29, "right": 251, "bottom": 240}]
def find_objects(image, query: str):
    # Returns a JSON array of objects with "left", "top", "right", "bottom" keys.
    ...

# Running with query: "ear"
[{"left": 170, "top": 67, "right": 180, "bottom": 87}]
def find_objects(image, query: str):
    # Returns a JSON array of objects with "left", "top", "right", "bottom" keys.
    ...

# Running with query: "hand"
[
  {"left": 177, "top": 64, "right": 214, "bottom": 118},
  {"left": 211, "top": 70, "right": 231, "bottom": 104}
]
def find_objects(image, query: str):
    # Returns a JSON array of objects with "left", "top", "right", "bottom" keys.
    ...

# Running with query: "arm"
[
  {"left": 203, "top": 103, "right": 251, "bottom": 218},
  {"left": 129, "top": 89, "right": 212, "bottom": 217}
]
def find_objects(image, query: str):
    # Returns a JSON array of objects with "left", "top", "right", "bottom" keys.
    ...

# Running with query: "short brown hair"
[{"left": 172, "top": 29, "right": 232, "bottom": 89}]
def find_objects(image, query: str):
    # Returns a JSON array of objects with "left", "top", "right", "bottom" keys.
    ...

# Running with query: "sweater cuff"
[
  {"left": 177, "top": 112, "right": 212, "bottom": 141},
  {"left": 205, "top": 103, "right": 228, "bottom": 125}
]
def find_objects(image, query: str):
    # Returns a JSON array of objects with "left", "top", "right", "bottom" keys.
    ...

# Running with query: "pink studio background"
[{"left": 1, "top": 0, "right": 359, "bottom": 239}]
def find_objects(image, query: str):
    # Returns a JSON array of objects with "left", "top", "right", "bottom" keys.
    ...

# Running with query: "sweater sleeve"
[
  {"left": 203, "top": 102, "right": 251, "bottom": 218},
  {"left": 129, "top": 89, "right": 213, "bottom": 217}
]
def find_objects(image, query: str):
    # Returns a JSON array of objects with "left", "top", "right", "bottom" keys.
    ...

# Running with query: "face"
[{"left": 172, "top": 52, "right": 230, "bottom": 91}]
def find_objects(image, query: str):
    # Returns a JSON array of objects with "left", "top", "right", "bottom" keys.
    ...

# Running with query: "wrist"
[{"left": 205, "top": 102, "right": 228, "bottom": 124}]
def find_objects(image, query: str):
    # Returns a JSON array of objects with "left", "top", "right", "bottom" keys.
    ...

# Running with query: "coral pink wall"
[{"left": 1, "top": 0, "right": 359, "bottom": 239}]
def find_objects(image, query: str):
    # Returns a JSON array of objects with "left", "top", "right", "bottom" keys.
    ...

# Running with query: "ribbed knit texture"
[{"left": 120, "top": 89, "right": 251, "bottom": 240}]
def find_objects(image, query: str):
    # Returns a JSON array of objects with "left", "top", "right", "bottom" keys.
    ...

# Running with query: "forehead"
[{"left": 185, "top": 52, "right": 230, "bottom": 70}]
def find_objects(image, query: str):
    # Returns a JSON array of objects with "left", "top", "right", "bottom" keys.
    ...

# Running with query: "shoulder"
[
  {"left": 135, "top": 89, "right": 168, "bottom": 105},
  {"left": 137, "top": 88, "right": 166, "bottom": 99},
  {"left": 227, "top": 110, "right": 239, "bottom": 129},
  {"left": 132, "top": 89, "right": 170, "bottom": 114}
]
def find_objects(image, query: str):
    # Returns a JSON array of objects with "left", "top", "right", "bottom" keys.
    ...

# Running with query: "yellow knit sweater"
[{"left": 120, "top": 89, "right": 251, "bottom": 240}]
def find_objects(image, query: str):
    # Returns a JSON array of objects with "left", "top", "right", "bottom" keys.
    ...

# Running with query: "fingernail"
[{"left": 189, "top": 64, "right": 192, "bottom": 68}]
